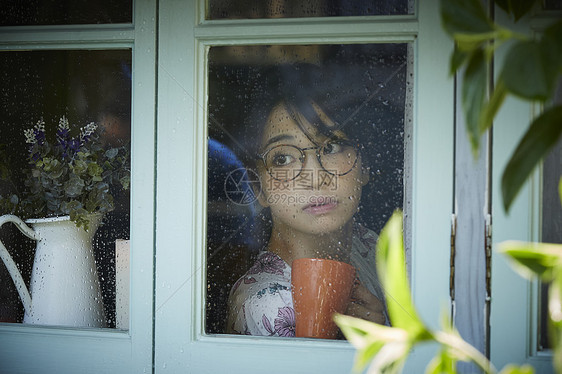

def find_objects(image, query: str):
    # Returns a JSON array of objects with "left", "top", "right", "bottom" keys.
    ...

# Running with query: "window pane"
[
  {"left": 207, "top": 0, "right": 413, "bottom": 19},
  {"left": 0, "top": 0, "right": 132, "bottom": 26},
  {"left": 206, "top": 44, "right": 409, "bottom": 336},
  {"left": 0, "top": 50, "right": 131, "bottom": 329}
]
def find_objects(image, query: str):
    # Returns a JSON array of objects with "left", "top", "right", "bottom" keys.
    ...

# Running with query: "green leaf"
[
  {"left": 48, "top": 165, "right": 65, "bottom": 179},
  {"left": 72, "top": 159, "right": 88, "bottom": 175},
  {"left": 95, "top": 182, "right": 110, "bottom": 192},
  {"left": 357, "top": 341, "right": 385, "bottom": 372},
  {"left": 498, "top": 241, "right": 562, "bottom": 281},
  {"left": 334, "top": 315, "right": 409, "bottom": 373},
  {"left": 502, "top": 39, "right": 560, "bottom": 101},
  {"left": 495, "top": 0, "right": 539, "bottom": 22},
  {"left": 120, "top": 175, "right": 130, "bottom": 190},
  {"left": 368, "top": 342, "right": 409, "bottom": 374},
  {"left": 501, "top": 105, "right": 562, "bottom": 211},
  {"left": 105, "top": 148, "right": 118, "bottom": 159},
  {"left": 433, "top": 329, "right": 495, "bottom": 372},
  {"left": 509, "top": 0, "right": 538, "bottom": 22},
  {"left": 376, "top": 211, "right": 426, "bottom": 336},
  {"left": 498, "top": 364, "right": 535, "bottom": 374},
  {"left": 479, "top": 78, "right": 507, "bottom": 134},
  {"left": 64, "top": 175, "right": 85, "bottom": 198},
  {"left": 87, "top": 162, "right": 103, "bottom": 178},
  {"left": 549, "top": 270, "right": 562, "bottom": 374},
  {"left": 544, "top": 20, "right": 562, "bottom": 62},
  {"left": 441, "top": 0, "right": 495, "bottom": 36},
  {"left": 550, "top": 272, "right": 562, "bottom": 324},
  {"left": 426, "top": 349, "right": 456, "bottom": 374},
  {"left": 454, "top": 32, "right": 499, "bottom": 53},
  {"left": 494, "top": 0, "right": 510, "bottom": 14},
  {"left": 462, "top": 48, "right": 488, "bottom": 153},
  {"left": 449, "top": 48, "right": 470, "bottom": 75}
]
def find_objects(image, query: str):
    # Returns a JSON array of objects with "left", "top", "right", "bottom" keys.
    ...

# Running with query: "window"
[
  {"left": 0, "top": 2, "right": 156, "bottom": 372},
  {"left": 155, "top": 1, "right": 455, "bottom": 372},
  {"left": 205, "top": 43, "right": 408, "bottom": 336},
  {"left": 6, "top": 1, "right": 530, "bottom": 372},
  {"left": 0, "top": 49, "right": 131, "bottom": 329}
]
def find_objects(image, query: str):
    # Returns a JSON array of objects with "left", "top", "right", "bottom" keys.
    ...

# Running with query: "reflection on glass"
[
  {"left": 0, "top": 0, "right": 132, "bottom": 26},
  {"left": 208, "top": 0, "right": 412, "bottom": 19},
  {"left": 0, "top": 50, "right": 131, "bottom": 329},
  {"left": 206, "top": 44, "right": 409, "bottom": 336}
]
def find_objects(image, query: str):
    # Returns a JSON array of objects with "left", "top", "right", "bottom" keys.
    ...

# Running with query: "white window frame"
[
  {"left": 0, "top": 1, "right": 157, "bottom": 373},
  {"left": 154, "top": 0, "right": 454, "bottom": 372},
  {"left": 1, "top": 1, "right": 557, "bottom": 372}
]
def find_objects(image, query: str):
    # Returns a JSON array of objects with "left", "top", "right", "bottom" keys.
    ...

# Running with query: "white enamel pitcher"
[{"left": 0, "top": 214, "right": 106, "bottom": 327}]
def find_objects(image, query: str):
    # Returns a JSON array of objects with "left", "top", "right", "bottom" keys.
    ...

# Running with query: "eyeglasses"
[{"left": 258, "top": 140, "right": 359, "bottom": 182}]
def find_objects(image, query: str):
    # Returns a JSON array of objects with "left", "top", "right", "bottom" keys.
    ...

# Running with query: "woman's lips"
[{"left": 302, "top": 201, "right": 338, "bottom": 215}]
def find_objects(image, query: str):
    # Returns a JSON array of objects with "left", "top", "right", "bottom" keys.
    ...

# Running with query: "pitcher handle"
[{"left": 0, "top": 215, "right": 40, "bottom": 314}]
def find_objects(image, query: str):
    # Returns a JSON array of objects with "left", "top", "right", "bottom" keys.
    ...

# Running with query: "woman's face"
[{"left": 257, "top": 102, "right": 368, "bottom": 236}]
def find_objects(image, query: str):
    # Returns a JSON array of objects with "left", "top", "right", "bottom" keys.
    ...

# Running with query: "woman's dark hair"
[
  {"left": 239, "top": 62, "right": 370, "bottom": 169},
  {"left": 208, "top": 44, "right": 407, "bottom": 234}
]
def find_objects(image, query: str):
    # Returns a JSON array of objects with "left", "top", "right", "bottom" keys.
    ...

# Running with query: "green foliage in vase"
[
  {"left": 0, "top": 116, "right": 130, "bottom": 231},
  {"left": 441, "top": 0, "right": 562, "bottom": 212}
]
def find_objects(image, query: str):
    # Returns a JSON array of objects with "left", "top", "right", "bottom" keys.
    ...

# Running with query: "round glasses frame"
[{"left": 258, "top": 142, "right": 359, "bottom": 182}]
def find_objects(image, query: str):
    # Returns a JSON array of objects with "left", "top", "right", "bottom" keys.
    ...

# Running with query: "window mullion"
[
  {"left": 194, "top": 17, "right": 418, "bottom": 43},
  {"left": 0, "top": 25, "right": 135, "bottom": 49}
]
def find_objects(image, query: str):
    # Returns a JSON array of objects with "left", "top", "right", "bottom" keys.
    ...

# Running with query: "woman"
[{"left": 226, "top": 63, "right": 388, "bottom": 337}]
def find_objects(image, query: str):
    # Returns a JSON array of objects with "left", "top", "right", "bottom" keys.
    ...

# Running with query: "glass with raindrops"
[
  {"left": 0, "top": 0, "right": 132, "bottom": 26},
  {"left": 206, "top": 44, "right": 411, "bottom": 337},
  {"left": 207, "top": 0, "right": 413, "bottom": 19},
  {"left": 0, "top": 50, "right": 131, "bottom": 329}
]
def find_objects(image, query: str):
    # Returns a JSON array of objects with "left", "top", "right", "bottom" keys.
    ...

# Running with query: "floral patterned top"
[{"left": 226, "top": 224, "right": 387, "bottom": 336}]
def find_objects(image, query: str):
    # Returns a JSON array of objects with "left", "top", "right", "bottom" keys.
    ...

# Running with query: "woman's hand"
[{"left": 345, "top": 282, "right": 386, "bottom": 325}]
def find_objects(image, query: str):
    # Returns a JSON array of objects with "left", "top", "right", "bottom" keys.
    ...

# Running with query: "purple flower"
[
  {"left": 274, "top": 307, "right": 295, "bottom": 337},
  {"left": 248, "top": 252, "right": 286, "bottom": 276},
  {"left": 34, "top": 129, "right": 45, "bottom": 145},
  {"left": 69, "top": 138, "right": 80, "bottom": 153},
  {"left": 57, "top": 127, "right": 69, "bottom": 140},
  {"left": 262, "top": 315, "right": 275, "bottom": 335}
]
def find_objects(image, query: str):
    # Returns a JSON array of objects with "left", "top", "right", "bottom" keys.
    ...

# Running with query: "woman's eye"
[
  {"left": 272, "top": 154, "right": 294, "bottom": 166},
  {"left": 323, "top": 142, "right": 343, "bottom": 155}
]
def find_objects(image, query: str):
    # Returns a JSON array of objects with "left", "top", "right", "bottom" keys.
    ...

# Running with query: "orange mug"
[{"left": 291, "top": 258, "right": 356, "bottom": 339}]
